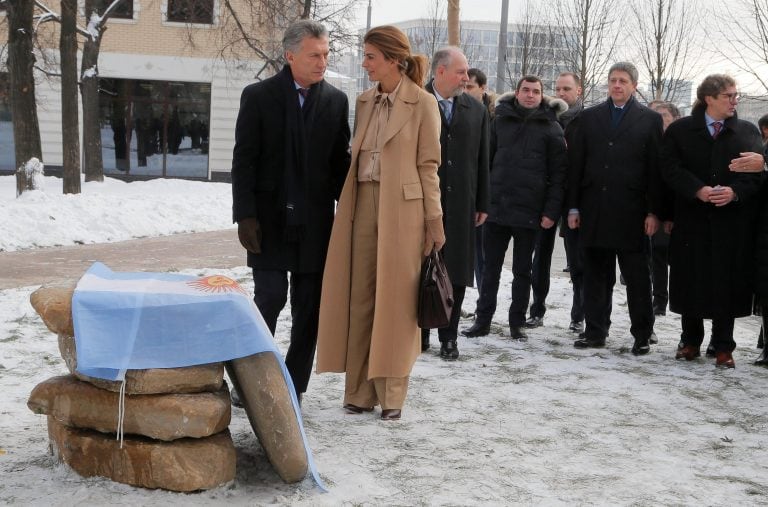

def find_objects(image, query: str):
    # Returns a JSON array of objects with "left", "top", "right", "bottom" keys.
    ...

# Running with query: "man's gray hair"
[
  {"left": 431, "top": 46, "right": 461, "bottom": 75},
  {"left": 608, "top": 62, "right": 639, "bottom": 84},
  {"left": 283, "top": 20, "right": 328, "bottom": 53}
]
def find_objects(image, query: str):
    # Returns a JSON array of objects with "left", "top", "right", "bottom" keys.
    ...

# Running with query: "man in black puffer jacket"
[{"left": 462, "top": 75, "right": 567, "bottom": 341}]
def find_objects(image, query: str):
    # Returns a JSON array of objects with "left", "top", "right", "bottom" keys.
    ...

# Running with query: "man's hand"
[
  {"left": 238, "top": 217, "right": 262, "bottom": 254},
  {"left": 695, "top": 186, "right": 713, "bottom": 202},
  {"left": 729, "top": 152, "right": 765, "bottom": 172},
  {"left": 709, "top": 185, "right": 736, "bottom": 207},
  {"left": 644, "top": 214, "right": 660, "bottom": 236},
  {"left": 663, "top": 221, "right": 674, "bottom": 235},
  {"left": 541, "top": 216, "right": 555, "bottom": 229},
  {"left": 475, "top": 212, "right": 488, "bottom": 226},
  {"left": 568, "top": 212, "right": 580, "bottom": 229},
  {"left": 424, "top": 218, "right": 446, "bottom": 256}
]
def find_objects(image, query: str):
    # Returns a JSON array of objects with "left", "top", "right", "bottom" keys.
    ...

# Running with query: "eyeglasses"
[{"left": 719, "top": 92, "right": 740, "bottom": 102}]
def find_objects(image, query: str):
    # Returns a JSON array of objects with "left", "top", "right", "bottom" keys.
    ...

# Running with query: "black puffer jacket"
[{"left": 487, "top": 93, "right": 568, "bottom": 229}]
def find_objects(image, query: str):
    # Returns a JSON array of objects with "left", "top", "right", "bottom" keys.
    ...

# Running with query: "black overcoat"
[
  {"left": 488, "top": 93, "right": 568, "bottom": 229},
  {"left": 661, "top": 106, "right": 763, "bottom": 318},
  {"left": 231, "top": 66, "right": 351, "bottom": 273},
  {"left": 567, "top": 97, "right": 664, "bottom": 250},
  {"left": 426, "top": 82, "right": 490, "bottom": 287}
]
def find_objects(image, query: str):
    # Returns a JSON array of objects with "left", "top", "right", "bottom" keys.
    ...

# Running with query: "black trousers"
[
  {"left": 650, "top": 240, "right": 669, "bottom": 309},
  {"left": 563, "top": 225, "right": 584, "bottom": 323},
  {"left": 251, "top": 269, "right": 322, "bottom": 394},
  {"left": 529, "top": 223, "right": 558, "bottom": 318},
  {"left": 422, "top": 284, "right": 467, "bottom": 343},
  {"left": 474, "top": 223, "right": 485, "bottom": 294},
  {"left": 476, "top": 222, "right": 537, "bottom": 328},
  {"left": 582, "top": 246, "right": 653, "bottom": 341},
  {"left": 680, "top": 315, "right": 735, "bottom": 353}
]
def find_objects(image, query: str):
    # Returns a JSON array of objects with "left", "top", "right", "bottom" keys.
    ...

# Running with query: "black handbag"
[{"left": 418, "top": 249, "right": 454, "bottom": 329}]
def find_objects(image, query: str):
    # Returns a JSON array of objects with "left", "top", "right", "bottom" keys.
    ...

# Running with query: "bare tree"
[
  {"left": 505, "top": 0, "right": 557, "bottom": 90},
  {"left": 59, "top": 0, "right": 80, "bottom": 193},
  {"left": 629, "top": 0, "right": 699, "bottom": 103},
  {"left": 5, "top": 0, "right": 43, "bottom": 196},
  {"left": 447, "top": 0, "right": 459, "bottom": 46},
  {"left": 548, "top": 0, "right": 622, "bottom": 103},
  {"left": 714, "top": 0, "right": 768, "bottom": 95}
]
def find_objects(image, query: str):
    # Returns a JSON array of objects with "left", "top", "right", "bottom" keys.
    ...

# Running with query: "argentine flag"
[{"left": 72, "top": 262, "right": 274, "bottom": 380}]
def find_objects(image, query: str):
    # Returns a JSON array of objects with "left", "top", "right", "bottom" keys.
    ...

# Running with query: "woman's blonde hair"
[{"left": 363, "top": 25, "right": 428, "bottom": 87}]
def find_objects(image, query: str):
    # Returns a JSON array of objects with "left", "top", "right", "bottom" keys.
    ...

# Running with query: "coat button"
[
  {"left": 447, "top": 186, "right": 452, "bottom": 192},
  {"left": 608, "top": 142, "right": 613, "bottom": 146},
  {"left": 604, "top": 164, "right": 609, "bottom": 169},
  {"left": 602, "top": 186, "right": 607, "bottom": 191},
  {"left": 447, "top": 160, "right": 452, "bottom": 166},
  {"left": 447, "top": 134, "right": 451, "bottom": 140}
]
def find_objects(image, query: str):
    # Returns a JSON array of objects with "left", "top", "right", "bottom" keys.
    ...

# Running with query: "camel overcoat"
[{"left": 315, "top": 76, "right": 443, "bottom": 379}]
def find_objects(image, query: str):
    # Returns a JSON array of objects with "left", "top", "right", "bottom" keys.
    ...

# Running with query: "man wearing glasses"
[{"left": 661, "top": 74, "right": 764, "bottom": 368}]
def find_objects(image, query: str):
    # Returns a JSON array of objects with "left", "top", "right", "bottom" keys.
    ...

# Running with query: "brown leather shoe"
[
  {"left": 675, "top": 345, "right": 701, "bottom": 361},
  {"left": 715, "top": 351, "right": 735, "bottom": 369},
  {"left": 343, "top": 404, "right": 374, "bottom": 414},
  {"left": 380, "top": 409, "right": 402, "bottom": 420}
]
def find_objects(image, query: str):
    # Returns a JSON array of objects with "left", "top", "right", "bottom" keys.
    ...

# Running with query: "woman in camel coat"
[{"left": 316, "top": 25, "right": 444, "bottom": 420}]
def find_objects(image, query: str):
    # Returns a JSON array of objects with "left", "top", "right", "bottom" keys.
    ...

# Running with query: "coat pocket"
[{"left": 403, "top": 182, "right": 424, "bottom": 200}]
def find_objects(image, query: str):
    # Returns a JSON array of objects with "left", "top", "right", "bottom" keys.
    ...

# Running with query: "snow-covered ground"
[{"left": 1, "top": 175, "right": 767, "bottom": 505}]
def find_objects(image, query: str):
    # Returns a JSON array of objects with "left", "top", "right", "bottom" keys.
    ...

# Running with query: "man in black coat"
[
  {"left": 462, "top": 75, "right": 567, "bottom": 341},
  {"left": 422, "top": 48, "right": 490, "bottom": 360},
  {"left": 567, "top": 62, "right": 663, "bottom": 355},
  {"left": 662, "top": 74, "right": 764, "bottom": 368},
  {"left": 231, "top": 20, "right": 351, "bottom": 399}
]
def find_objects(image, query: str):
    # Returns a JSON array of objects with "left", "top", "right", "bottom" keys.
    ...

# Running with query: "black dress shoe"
[
  {"left": 381, "top": 409, "right": 401, "bottom": 420},
  {"left": 631, "top": 337, "right": 650, "bottom": 356},
  {"left": 574, "top": 336, "right": 606, "bottom": 348},
  {"left": 461, "top": 321, "right": 490, "bottom": 337},
  {"left": 440, "top": 339, "right": 459, "bottom": 360},
  {"left": 755, "top": 347, "right": 768, "bottom": 366},
  {"left": 524, "top": 316, "right": 544, "bottom": 328},
  {"left": 421, "top": 334, "right": 430, "bottom": 352},
  {"left": 652, "top": 303, "right": 666, "bottom": 316},
  {"left": 510, "top": 326, "right": 528, "bottom": 341},
  {"left": 344, "top": 404, "right": 374, "bottom": 414},
  {"left": 649, "top": 332, "right": 658, "bottom": 344},
  {"left": 568, "top": 320, "right": 584, "bottom": 333},
  {"left": 706, "top": 341, "right": 716, "bottom": 358}
]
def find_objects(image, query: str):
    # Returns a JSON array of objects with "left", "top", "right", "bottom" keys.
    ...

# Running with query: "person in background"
[
  {"left": 316, "top": 25, "right": 443, "bottom": 420},
  {"left": 462, "top": 75, "right": 567, "bottom": 341},
  {"left": 231, "top": 20, "right": 351, "bottom": 404},
  {"left": 647, "top": 100, "right": 681, "bottom": 318},
  {"left": 662, "top": 74, "right": 764, "bottom": 368},
  {"left": 422, "top": 48, "right": 490, "bottom": 360}
]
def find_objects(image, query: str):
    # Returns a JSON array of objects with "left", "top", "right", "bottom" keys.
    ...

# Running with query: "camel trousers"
[{"left": 344, "top": 181, "right": 409, "bottom": 410}]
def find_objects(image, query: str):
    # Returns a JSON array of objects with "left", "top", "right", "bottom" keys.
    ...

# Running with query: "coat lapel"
[
  {"left": 613, "top": 100, "right": 641, "bottom": 139},
  {"left": 351, "top": 88, "right": 376, "bottom": 161},
  {"left": 381, "top": 77, "right": 419, "bottom": 147}
]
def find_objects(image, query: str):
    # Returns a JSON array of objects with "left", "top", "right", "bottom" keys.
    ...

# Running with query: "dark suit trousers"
[
  {"left": 563, "top": 225, "right": 584, "bottom": 323},
  {"left": 422, "top": 284, "right": 466, "bottom": 343},
  {"left": 474, "top": 224, "right": 485, "bottom": 294},
  {"left": 529, "top": 225, "right": 558, "bottom": 318},
  {"left": 680, "top": 315, "right": 735, "bottom": 353},
  {"left": 251, "top": 269, "right": 322, "bottom": 394},
  {"left": 476, "top": 222, "right": 537, "bottom": 328},
  {"left": 582, "top": 247, "right": 653, "bottom": 341},
  {"left": 650, "top": 241, "right": 669, "bottom": 308}
]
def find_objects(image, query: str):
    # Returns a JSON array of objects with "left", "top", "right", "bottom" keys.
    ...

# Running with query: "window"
[
  {"left": 97, "top": 0, "right": 133, "bottom": 19},
  {"left": 167, "top": 0, "right": 213, "bottom": 24}
]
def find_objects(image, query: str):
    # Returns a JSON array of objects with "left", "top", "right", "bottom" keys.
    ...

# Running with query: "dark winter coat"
[
  {"left": 231, "top": 66, "right": 351, "bottom": 273},
  {"left": 487, "top": 93, "right": 568, "bottom": 229},
  {"left": 567, "top": 96, "right": 664, "bottom": 250},
  {"left": 661, "top": 105, "right": 764, "bottom": 318},
  {"left": 425, "top": 82, "right": 490, "bottom": 286}
]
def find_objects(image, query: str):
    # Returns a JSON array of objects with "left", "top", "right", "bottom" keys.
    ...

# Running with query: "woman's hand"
[{"left": 423, "top": 218, "right": 446, "bottom": 256}]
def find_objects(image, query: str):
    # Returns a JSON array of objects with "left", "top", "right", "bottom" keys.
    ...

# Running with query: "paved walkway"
[
  {"left": 0, "top": 229, "right": 245, "bottom": 290},
  {"left": 0, "top": 227, "right": 571, "bottom": 290}
]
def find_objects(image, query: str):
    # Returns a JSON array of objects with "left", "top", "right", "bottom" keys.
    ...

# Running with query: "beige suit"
[{"left": 316, "top": 76, "right": 442, "bottom": 408}]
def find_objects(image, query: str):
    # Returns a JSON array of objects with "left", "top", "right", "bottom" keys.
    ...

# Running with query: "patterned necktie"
[
  {"left": 712, "top": 121, "right": 723, "bottom": 139},
  {"left": 440, "top": 99, "right": 452, "bottom": 122},
  {"left": 298, "top": 87, "right": 309, "bottom": 107}
]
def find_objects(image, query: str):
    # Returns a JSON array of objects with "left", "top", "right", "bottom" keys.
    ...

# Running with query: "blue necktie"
[{"left": 440, "top": 99, "right": 452, "bottom": 122}]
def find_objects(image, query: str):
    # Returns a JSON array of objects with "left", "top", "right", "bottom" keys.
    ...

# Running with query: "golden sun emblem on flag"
[{"left": 187, "top": 275, "right": 248, "bottom": 295}]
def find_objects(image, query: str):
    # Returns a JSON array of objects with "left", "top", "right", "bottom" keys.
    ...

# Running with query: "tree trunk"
[
  {"left": 81, "top": 1, "right": 104, "bottom": 182},
  {"left": 61, "top": 0, "right": 81, "bottom": 194},
  {"left": 6, "top": 0, "right": 43, "bottom": 197},
  {"left": 447, "top": 0, "right": 460, "bottom": 46}
]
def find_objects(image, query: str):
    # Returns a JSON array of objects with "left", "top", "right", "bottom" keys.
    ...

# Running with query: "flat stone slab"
[
  {"left": 58, "top": 333, "right": 224, "bottom": 394},
  {"left": 30, "top": 283, "right": 75, "bottom": 336},
  {"left": 47, "top": 416, "right": 236, "bottom": 492},
  {"left": 227, "top": 352, "right": 308, "bottom": 483},
  {"left": 29, "top": 375, "right": 231, "bottom": 441}
]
